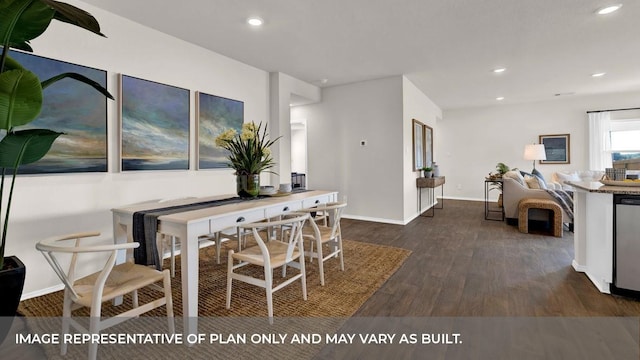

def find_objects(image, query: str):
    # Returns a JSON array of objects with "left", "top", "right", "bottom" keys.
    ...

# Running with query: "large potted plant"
[
  {"left": 215, "top": 122, "right": 280, "bottom": 197},
  {"left": 0, "top": 0, "right": 113, "bottom": 331}
]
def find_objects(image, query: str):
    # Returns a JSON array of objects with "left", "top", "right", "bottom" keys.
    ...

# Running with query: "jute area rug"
[{"left": 17, "top": 239, "right": 410, "bottom": 359}]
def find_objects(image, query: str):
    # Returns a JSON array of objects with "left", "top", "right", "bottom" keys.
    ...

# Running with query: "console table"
[{"left": 416, "top": 176, "right": 445, "bottom": 217}]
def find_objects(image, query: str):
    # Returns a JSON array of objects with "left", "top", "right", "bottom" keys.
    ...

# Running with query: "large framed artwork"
[
  {"left": 539, "top": 134, "right": 570, "bottom": 164},
  {"left": 9, "top": 50, "right": 108, "bottom": 174},
  {"left": 196, "top": 92, "right": 244, "bottom": 169},
  {"left": 119, "top": 75, "right": 190, "bottom": 171}
]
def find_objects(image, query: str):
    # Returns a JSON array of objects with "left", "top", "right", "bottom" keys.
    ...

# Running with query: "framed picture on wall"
[
  {"left": 9, "top": 50, "right": 108, "bottom": 174},
  {"left": 413, "top": 119, "right": 425, "bottom": 171},
  {"left": 196, "top": 92, "right": 244, "bottom": 169},
  {"left": 119, "top": 74, "right": 190, "bottom": 171},
  {"left": 539, "top": 134, "right": 570, "bottom": 164},
  {"left": 425, "top": 124, "right": 434, "bottom": 167}
]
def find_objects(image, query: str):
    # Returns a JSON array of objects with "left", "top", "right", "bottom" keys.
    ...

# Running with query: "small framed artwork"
[
  {"left": 196, "top": 92, "right": 244, "bottom": 169},
  {"left": 119, "top": 74, "right": 190, "bottom": 171},
  {"left": 539, "top": 134, "right": 570, "bottom": 164},
  {"left": 412, "top": 119, "right": 425, "bottom": 171}
]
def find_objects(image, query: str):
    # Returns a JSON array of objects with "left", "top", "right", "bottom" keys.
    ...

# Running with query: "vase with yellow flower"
[{"left": 215, "top": 122, "right": 280, "bottom": 198}]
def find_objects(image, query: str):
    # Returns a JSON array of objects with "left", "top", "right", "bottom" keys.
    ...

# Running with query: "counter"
[{"left": 567, "top": 181, "right": 640, "bottom": 293}]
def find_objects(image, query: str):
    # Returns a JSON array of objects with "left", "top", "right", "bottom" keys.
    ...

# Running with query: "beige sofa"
[{"left": 502, "top": 171, "right": 571, "bottom": 224}]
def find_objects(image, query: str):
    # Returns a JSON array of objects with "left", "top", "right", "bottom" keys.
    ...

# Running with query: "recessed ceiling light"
[
  {"left": 496, "top": 96, "right": 505, "bottom": 101},
  {"left": 493, "top": 68, "right": 506, "bottom": 74},
  {"left": 247, "top": 17, "right": 263, "bottom": 26},
  {"left": 597, "top": 4, "right": 622, "bottom": 15},
  {"left": 592, "top": 72, "right": 606, "bottom": 77}
]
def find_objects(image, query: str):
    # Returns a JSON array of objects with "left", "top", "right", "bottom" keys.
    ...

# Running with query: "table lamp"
[{"left": 523, "top": 144, "right": 546, "bottom": 176}]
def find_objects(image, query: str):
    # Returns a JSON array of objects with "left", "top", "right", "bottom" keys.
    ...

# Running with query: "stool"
[{"left": 518, "top": 198, "right": 563, "bottom": 237}]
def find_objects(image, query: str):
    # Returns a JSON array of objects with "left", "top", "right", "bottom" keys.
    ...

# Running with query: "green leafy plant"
[
  {"left": 215, "top": 122, "right": 280, "bottom": 175},
  {"left": 0, "top": 0, "right": 113, "bottom": 270},
  {"left": 421, "top": 166, "right": 433, "bottom": 172}
]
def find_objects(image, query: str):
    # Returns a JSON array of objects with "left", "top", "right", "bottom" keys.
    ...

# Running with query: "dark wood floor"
[{"left": 345, "top": 199, "right": 640, "bottom": 317}]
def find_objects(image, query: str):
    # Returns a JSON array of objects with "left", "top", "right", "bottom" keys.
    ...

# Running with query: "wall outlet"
[{"left": 456, "top": 184, "right": 462, "bottom": 190}]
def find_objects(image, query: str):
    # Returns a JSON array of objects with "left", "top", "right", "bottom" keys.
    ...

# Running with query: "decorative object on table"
[
  {"left": 539, "top": 134, "right": 570, "bottom": 164},
  {"left": 0, "top": 0, "right": 112, "bottom": 341},
  {"left": 421, "top": 166, "right": 433, "bottom": 178},
  {"left": 196, "top": 91, "right": 244, "bottom": 169},
  {"left": 605, "top": 167, "right": 616, "bottom": 180},
  {"left": 259, "top": 185, "right": 277, "bottom": 195},
  {"left": 120, "top": 74, "right": 190, "bottom": 171},
  {"left": 432, "top": 161, "right": 440, "bottom": 177},
  {"left": 279, "top": 183, "right": 292, "bottom": 193},
  {"left": 614, "top": 168, "right": 627, "bottom": 181},
  {"left": 8, "top": 50, "right": 108, "bottom": 174},
  {"left": 215, "top": 122, "right": 280, "bottom": 197},
  {"left": 523, "top": 143, "right": 547, "bottom": 178}
]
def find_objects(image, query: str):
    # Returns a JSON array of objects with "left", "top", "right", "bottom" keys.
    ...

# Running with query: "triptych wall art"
[
  {"left": 9, "top": 50, "right": 108, "bottom": 174},
  {"left": 4, "top": 51, "right": 245, "bottom": 175}
]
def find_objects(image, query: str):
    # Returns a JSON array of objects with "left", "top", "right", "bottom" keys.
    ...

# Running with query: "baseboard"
[
  {"left": 22, "top": 284, "right": 64, "bottom": 301},
  {"left": 342, "top": 214, "right": 406, "bottom": 225},
  {"left": 571, "top": 260, "right": 587, "bottom": 272},
  {"left": 585, "top": 271, "right": 611, "bottom": 294},
  {"left": 442, "top": 196, "right": 484, "bottom": 202}
]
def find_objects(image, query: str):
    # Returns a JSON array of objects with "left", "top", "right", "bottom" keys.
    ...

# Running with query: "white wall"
[
  {"left": 290, "top": 121, "right": 307, "bottom": 174},
  {"left": 441, "top": 90, "right": 640, "bottom": 201},
  {"left": 294, "top": 76, "right": 405, "bottom": 223},
  {"left": 402, "top": 77, "right": 443, "bottom": 221},
  {"left": 9, "top": 0, "right": 270, "bottom": 297}
]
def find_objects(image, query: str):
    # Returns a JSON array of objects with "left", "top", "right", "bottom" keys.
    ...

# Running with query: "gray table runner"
[{"left": 133, "top": 190, "right": 309, "bottom": 269}]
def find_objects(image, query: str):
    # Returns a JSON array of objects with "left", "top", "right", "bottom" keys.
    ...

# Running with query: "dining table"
[{"left": 111, "top": 190, "right": 338, "bottom": 337}]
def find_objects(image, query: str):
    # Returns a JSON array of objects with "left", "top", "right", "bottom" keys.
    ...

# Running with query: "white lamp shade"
[{"left": 523, "top": 144, "right": 547, "bottom": 161}]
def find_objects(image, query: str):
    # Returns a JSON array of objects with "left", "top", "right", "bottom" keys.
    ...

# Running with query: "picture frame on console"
[{"left": 539, "top": 134, "right": 570, "bottom": 164}]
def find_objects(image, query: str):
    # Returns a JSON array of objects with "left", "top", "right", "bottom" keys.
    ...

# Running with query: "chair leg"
[
  {"left": 265, "top": 268, "right": 274, "bottom": 324},
  {"left": 317, "top": 238, "right": 325, "bottom": 286},
  {"left": 88, "top": 303, "right": 102, "bottom": 360},
  {"left": 226, "top": 251, "right": 234, "bottom": 309},
  {"left": 132, "top": 289, "right": 139, "bottom": 308},
  {"left": 170, "top": 236, "right": 176, "bottom": 277},
  {"left": 163, "top": 270, "right": 175, "bottom": 334},
  {"left": 61, "top": 290, "right": 72, "bottom": 356},
  {"left": 338, "top": 235, "right": 345, "bottom": 271},
  {"left": 215, "top": 232, "right": 222, "bottom": 265}
]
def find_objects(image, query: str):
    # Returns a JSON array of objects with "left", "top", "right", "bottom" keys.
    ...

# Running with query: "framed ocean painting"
[
  {"left": 196, "top": 92, "right": 244, "bottom": 169},
  {"left": 119, "top": 75, "right": 190, "bottom": 171},
  {"left": 8, "top": 50, "right": 108, "bottom": 174}
]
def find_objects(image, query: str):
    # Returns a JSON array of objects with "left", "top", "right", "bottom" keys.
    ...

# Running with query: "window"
[{"left": 610, "top": 119, "right": 640, "bottom": 169}]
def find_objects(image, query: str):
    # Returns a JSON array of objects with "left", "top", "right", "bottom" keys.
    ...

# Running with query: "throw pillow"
[
  {"left": 504, "top": 170, "right": 526, "bottom": 186},
  {"left": 524, "top": 175, "right": 547, "bottom": 189},
  {"left": 531, "top": 168, "right": 547, "bottom": 186}
]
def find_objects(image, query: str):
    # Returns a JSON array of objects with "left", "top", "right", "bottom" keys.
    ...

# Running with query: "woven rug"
[{"left": 16, "top": 239, "right": 410, "bottom": 359}]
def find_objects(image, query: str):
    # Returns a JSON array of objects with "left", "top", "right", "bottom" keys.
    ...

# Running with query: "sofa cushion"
[
  {"left": 525, "top": 175, "right": 547, "bottom": 189},
  {"left": 504, "top": 170, "right": 525, "bottom": 186},
  {"left": 555, "top": 171, "right": 581, "bottom": 183}
]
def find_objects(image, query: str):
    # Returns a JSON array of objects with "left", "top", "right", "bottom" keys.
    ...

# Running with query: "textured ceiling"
[{"left": 81, "top": 0, "right": 640, "bottom": 110}]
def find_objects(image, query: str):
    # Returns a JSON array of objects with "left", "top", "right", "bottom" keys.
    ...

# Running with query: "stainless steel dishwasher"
[{"left": 612, "top": 194, "right": 640, "bottom": 297}]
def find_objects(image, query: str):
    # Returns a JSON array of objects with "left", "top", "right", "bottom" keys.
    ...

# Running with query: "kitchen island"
[{"left": 568, "top": 181, "right": 640, "bottom": 294}]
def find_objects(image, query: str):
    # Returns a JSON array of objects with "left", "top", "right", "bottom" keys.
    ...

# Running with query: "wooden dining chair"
[
  {"left": 226, "top": 213, "right": 310, "bottom": 323},
  {"left": 36, "top": 232, "right": 174, "bottom": 360},
  {"left": 297, "top": 202, "right": 347, "bottom": 286}
]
